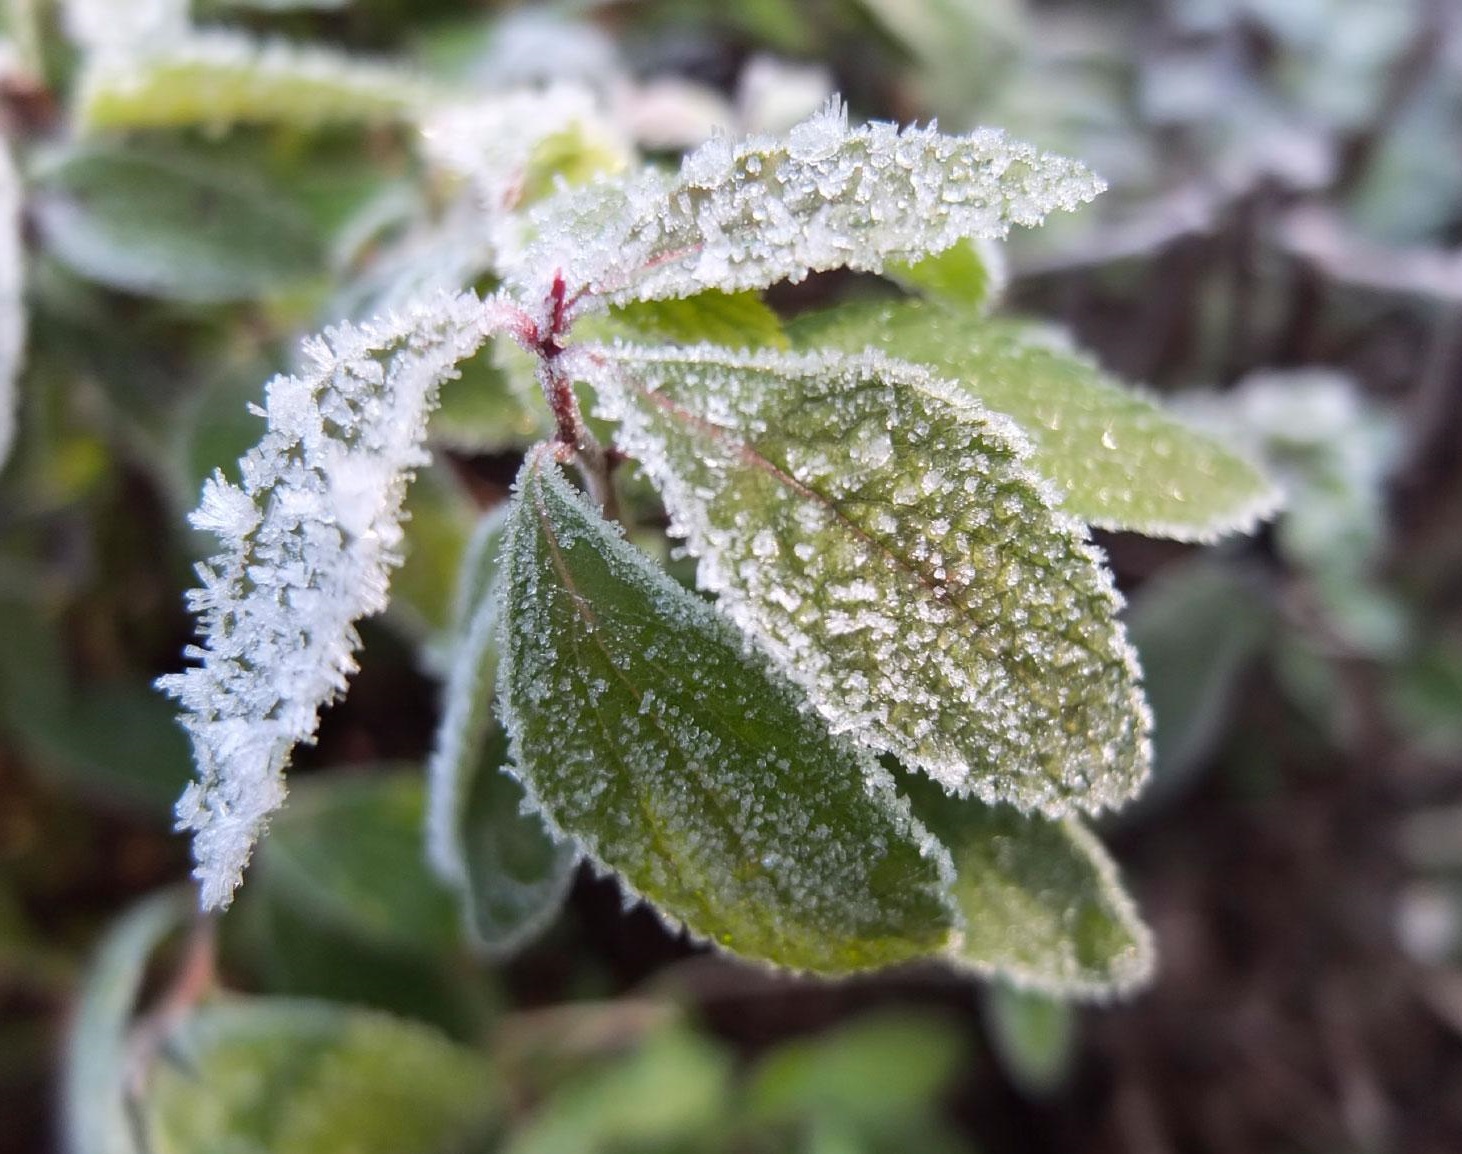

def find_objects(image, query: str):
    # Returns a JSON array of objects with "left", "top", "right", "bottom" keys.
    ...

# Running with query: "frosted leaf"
[
  {"left": 498, "top": 452, "right": 958, "bottom": 973},
  {"left": 588, "top": 343, "right": 1150, "bottom": 816},
  {"left": 902, "top": 772, "right": 1153, "bottom": 997},
  {"left": 578, "top": 290, "right": 789, "bottom": 352},
  {"left": 507, "top": 96, "right": 1103, "bottom": 306},
  {"left": 0, "top": 139, "right": 25, "bottom": 473},
  {"left": 76, "top": 29, "right": 429, "bottom": 132},
  {"left": 158, "top": 290, "right": 507, "bottom": 910},
  {"left": 793, "top": 300, "right": 1282, "bottom": 540},
  {"left": 424, "top": 505, "right": 578, "bottom": 952}
]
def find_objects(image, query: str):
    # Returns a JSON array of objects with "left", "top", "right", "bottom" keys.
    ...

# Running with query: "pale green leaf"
[
  {"left": 791, "top": 300, "right": 1281, "bottom": 540},
  {"left": 30, "top": 145, "right": 325, "bottom": 302},
  {"left": 504, "top": 1023, "right": 731, "bottom": 1154},
  {"left": 62, "top": 890, "right": 189, "bottom": 1154},
  {"left": 426, "top": 507, "right": 578, "bottom": 954},
  {"left": 982, "top": 983, "right": 1076, "bottom": 1094},
  {"left": 76, "top": 31, "right": 429, "bottom": 133},
  {"left": 903, "top": 772, "right": 1153, "bottom": 996},
  {"left": 141, "top": 998, "right": 497, "bottom": 1154},
  {"left": 590, "top": 343, "right": 1150, "bottom": 815},
  {"left": 255, "top": 768, "right": 461, "bottom": 956},
  {"left": 746, "top": 1010, "right": 965, "bottom": 1127},
  {"left": 883, "top": 238, "right": 1004, "bottom": 313},
  {"left": 1126, "top": 558, "right": 1273, "bottom": 800},
  {"left": 498, "top": 452, "right": 958, "bottom": 973},
  {"left": 388, "top": 461, "right": 477, "bottom": 646},
  {"left": 587, "top": 290, "right": 789, "bottom": 351},
  {"left": 429, "top": 348, "right": 551, "bottom": 453}
]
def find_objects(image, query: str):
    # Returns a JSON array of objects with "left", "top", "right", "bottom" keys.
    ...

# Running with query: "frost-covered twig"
[{"left": 158, "top": 292, "right": 513, "bottom": 909}]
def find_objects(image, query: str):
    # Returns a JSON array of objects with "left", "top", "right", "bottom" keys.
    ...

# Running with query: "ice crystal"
[
  {"left": 587, "top": 342, "right": 1150, "bottom": 816},
  {"left": 0, "top": 140, "right": 23, "bottom": 472},
  {"left": 507, "top": 97, "right": 1103, "bottom": 307},
  {"left": 497, "top": 453, "right": 958, "bottom": 972},
  {"left": 159, "top": 291, "right": 507, "bottom": 909}
]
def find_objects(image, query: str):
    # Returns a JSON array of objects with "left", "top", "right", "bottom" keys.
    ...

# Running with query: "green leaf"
[
  {"left": 76, "top": 33, "right": 430, "bottom": 133},
  {"left": 591, "top": 344, "right": 1150, "bottom": 816},
  {"left": 29, "top": 145, "right": 325, "bottom": 302},
  {"left": 62, "top": 890, "right": 190, "bottom": 1154},
  {"left": 1125, "top": 558, "right": 1273, "bottom": 801},
  {"left": 141, "top": 998, "right": 497, "bottom": 1154},
  {"left": 982, "top": 984, "right": 1075, "bottom": 1095},
  {"left": 388, "top": 462, "right": 478, "bottom": 645},
  {"left": 746, "top": 1010, "right": 965, "bottom": 1128},
  {"left": 499, "top": 452, "right": 958, "bottom": 973},
  {"left": 429, "top": 348, "right": 551, "bottom": 453},
  {"left": 590, "top": 290, "right": 789, "bottom": 351},
  {"left": 884, "top": 238, "right": 1004, "bottom": 312},
  {"left": 426, "top": 507, "right": 579, "bottom": 955},
  {"left": 902, "top": 772, "right": 1152, "bottom": 996},
  {"left": 504, "top": 1023, "right": 732, "bottom": 1154},
  {"left": 254, "top": 768, "right": 461, "bottom": 956},
  {"left": 791, "top": 300, "right": 1280, "bottom": 540}
]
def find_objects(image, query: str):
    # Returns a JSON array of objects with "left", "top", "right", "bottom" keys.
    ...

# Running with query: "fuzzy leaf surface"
[
  {"left": 590, "top": 343, "right": 1149, "bottom": 814},
  {"left": 903, "top": 773, "right": 1152, "bottom": 996},
  {"left": 792, "top": 300, "right": 1280, "bottom": 539},
  {"left": 499, "top": 454, "right": 957, "bottom": 972},
  {"left": 512, "top": 98, "right": 1101, "bottom": 305}
]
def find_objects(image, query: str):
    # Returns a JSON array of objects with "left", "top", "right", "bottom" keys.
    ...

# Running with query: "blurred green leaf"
[
  {"left": 77, "top": 36, "right": 431, "bottom": 133},
  {"left": 902, "top": 772, "right": 1153, "bottom": 996},
  {"left": 141, "top": 998, "right": 498, "bottom": 1154},
  {"left": 746, "top": 1010, "right": 964, "bottom": 1129},
  {"left": 30, "top": 145, "right": 327, "bottom": 303},
  {"left": 1125, "top": 558, "right": 1273, "bottom": 803},
  {"left": 0, "top": 599, "right": 193, "bottom": 817},
  {"left": 62, "top": 889, "right": 190, "bottom": 1154},
  {"left": 389, "top": 462, "right": 478, "bottom": 645},
  {"left": 254, "top": 768, "right": 461, "bottom": 956},
  {"left": 500, "top": 455, "right": 958, "bottom": 973},
  {"left": 884, "top": 239, "right": 1002, "bottom": 312},
  {"left": 504, "top": 1023, "right": 731, "bottom": 1154},
  {"left": 982, "top": 983, "right": 1075, "bottom": 1095}
]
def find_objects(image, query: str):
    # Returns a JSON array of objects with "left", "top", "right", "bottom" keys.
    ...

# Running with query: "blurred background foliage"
[{"left": 2, "top": 0, "right": 1461, "bottom": 1152}]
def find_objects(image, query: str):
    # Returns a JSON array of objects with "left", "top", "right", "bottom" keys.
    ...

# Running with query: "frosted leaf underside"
[
  {"left": 794, "top": 301, "right": 1281, "bottom": 540},
  {"left": 511, "top": 98, "right": 1102, "bottom": 306},
  {"left": 590, "top": 344, "right": 1150, "bottom": 816},
  {"left": 901, "top": 773, "right": 1152, "bottom": 996},
  {"left": 159, "top": 291, "right": 501, "bottom": 910},
  {"left": 498, "top": 454, "right": 957, "bottom": 973}
]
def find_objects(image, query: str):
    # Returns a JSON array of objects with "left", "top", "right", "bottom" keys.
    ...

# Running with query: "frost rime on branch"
[{"left": 158, "top": 292, "right": 507, "bottom": 910}]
